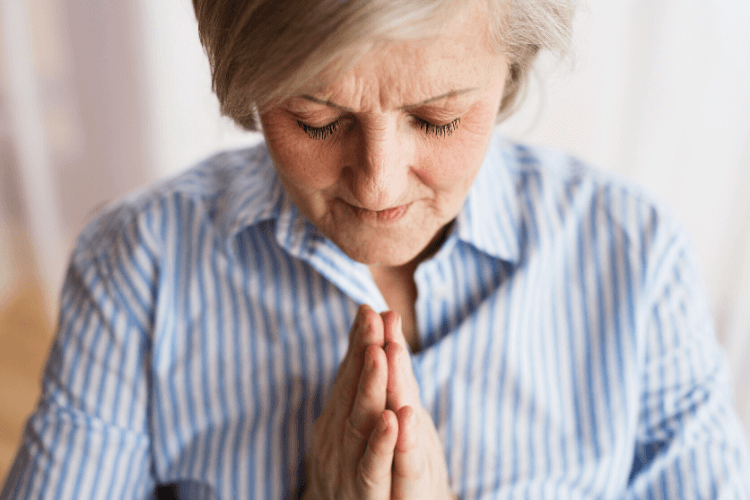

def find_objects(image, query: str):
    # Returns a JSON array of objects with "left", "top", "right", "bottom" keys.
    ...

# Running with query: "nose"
[{"left": 345, "top": 121, "right": 411, "bottom": 211}]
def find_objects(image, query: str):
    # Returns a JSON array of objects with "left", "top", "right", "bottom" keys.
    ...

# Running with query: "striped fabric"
[{"left": 2, "top": 131, "right": 749, "bottom": 500}]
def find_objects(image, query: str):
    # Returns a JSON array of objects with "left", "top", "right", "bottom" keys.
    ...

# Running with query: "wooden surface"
[{"left": 0, "top": 233, "right": 54, "bottom": 486}]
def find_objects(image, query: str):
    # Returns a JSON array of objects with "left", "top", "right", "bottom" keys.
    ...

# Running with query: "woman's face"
[{"left": 260, "top": 7, "right": 508, "bottom": 267}]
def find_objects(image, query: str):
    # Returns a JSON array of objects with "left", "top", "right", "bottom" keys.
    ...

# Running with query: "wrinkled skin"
[{"left": 259, "top": 2, "right": 507, "bottom": 269}]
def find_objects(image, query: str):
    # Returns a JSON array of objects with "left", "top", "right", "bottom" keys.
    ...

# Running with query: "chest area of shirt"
[
  {"left": 148, "top": 246, "right": 641, "bottom": 498},
  {"left": 151, "top": 239, "right": 640, "bottom": 403}
]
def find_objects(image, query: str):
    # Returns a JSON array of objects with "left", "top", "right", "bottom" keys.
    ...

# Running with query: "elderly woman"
[{"left": 2, "top": 0, "right": 750, "bottom": 499}]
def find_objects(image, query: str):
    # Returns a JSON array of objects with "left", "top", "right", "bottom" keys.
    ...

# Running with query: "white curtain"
[{"left": 2, "top": 0, "right": 749, "bottom": 433}]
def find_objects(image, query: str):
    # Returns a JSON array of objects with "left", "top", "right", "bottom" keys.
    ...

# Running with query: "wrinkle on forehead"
[{"left": 317, "top": 25, "right": 497, "bottom": 113}]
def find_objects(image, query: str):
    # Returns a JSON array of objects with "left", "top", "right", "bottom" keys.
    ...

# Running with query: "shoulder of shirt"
[
  {"left": 496, "top": 136, "right": 656, "bottom": 207},
  {"left": 491, "top": 134, "right": 693, "bottom": 278},
  {"left": 70, "top": 141, "right": 275, "bottom": 266},
  {"left": 495, "top": 134, "right": 680, "bottom": 226}
]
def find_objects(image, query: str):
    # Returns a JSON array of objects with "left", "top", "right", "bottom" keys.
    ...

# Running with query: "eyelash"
[
  {"left": 296, "top": 120, "right": 341, "bottom": 140},
  {"left": 296, "top": 117, "right": 461, "bottom": 141},
  {"left": 414, "top": 118, "right": 461, "bottom": 138}
]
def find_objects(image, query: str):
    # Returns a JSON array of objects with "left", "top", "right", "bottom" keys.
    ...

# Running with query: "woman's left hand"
[{"left": 381, "top": 312, "right": 457, "bottom": 500}]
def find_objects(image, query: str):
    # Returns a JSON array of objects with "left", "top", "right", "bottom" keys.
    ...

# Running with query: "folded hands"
[{"left": 302, "top": 305, "right": 456, "bottom": 500}]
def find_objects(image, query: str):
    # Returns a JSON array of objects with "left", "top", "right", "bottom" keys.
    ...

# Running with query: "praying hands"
[{"left": 302, "top": 305, "right": 457, "bottom": 500}]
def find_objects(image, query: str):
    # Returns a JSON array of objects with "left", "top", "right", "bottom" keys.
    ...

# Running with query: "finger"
[
  {"left": 357, "top": 409, "right": 398, "bottom": 499},
  {"left": 332, "top": 305, "right": 385, "bottom": 417},
  {"left": 392, "top": 406, "right": 423, "bottom": 489},
  {"left": 382, "top": 310, "right": 406, "bottom": 349},
  {"left": 353, "top": 304, "right": 385, "bottom": 347},
  {"left": 384, "top": 317, "right": 420, "bottom": 410},
  {"left": 336, "top": 305, "right": 366, "bottom": 377},
  {"left": 344, "top": 305, "right": 385, "bottom": 374},
  {"left": 344, "top": 345, "right": 388, "bottom": 462}
]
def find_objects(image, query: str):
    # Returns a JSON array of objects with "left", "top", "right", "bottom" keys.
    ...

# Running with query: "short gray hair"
[{"left": 192, "top": 0, "right": 578, "bottom": 130}]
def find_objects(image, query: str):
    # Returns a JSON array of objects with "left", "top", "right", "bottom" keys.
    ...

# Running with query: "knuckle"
[
  {"left": 357, "top": 371, "right": 376, "bottom": 401},
  {"left": 311, "top": 437, "right": 333, "bottom": 469},
  {"left": 358, "top": 360, "right": 384, "bottom": 402},
  {"left": 336, "top": 384, "right": 356, "bottom": 409},
  {"left": 344, "top": 414, "right": 368, "bottom": 443}
]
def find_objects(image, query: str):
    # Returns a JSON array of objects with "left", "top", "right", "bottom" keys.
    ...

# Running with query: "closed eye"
[
  {"left": 296, "top": 116, "right": 461, "bottom": 141},
  {"left": 413, "top": 117, "right": 461, "bottom": 138},
  {"left": 297, "top": 120, "right": 341, "bottom": 140}
]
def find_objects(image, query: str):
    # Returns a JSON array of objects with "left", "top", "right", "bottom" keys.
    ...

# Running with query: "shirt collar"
[
  {"left": 221, "top": 145, "right": 284, "bottom": 241},
  {"left": 220, "top": 144, "right": 386, "bottom": 307},
  {"left": 222, "top": 130, "right": 522, "bottom": 266},
  {"left": 454, "top": 132, "right": 521, "bottom": 264}
]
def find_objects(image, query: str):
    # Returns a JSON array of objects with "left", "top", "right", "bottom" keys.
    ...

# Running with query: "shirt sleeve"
[
  {"left": 624, "top": 222, "right": 750, "bottom": 498},
  {"left": 0, "top": 206, "right": 160, "bottom": 500}
]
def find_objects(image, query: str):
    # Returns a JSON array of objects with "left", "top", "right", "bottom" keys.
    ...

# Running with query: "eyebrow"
[{"left": 300, "top": 88, "right": 479, "bottom": 112}]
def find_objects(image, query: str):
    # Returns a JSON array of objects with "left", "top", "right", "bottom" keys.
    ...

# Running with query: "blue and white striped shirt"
[{"left": 3, "top": 131, "right": 749, "bottom": 499}]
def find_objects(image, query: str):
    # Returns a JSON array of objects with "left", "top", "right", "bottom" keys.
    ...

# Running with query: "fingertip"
[
  {"left": 353, "top": 304, "right": 368, "bottom": 331},
  {"left": 381, "top": 311, "right": 402, "bottom": 344},
  {"left": 366, "top": 410, "right": 398, "bottom": 456},
  {"left": 376, "top": 409, "right": 399, "bottom": 449},
  {"left": 358, "top": 307, "right": 384, "bottom": 344},
  {"left": 380, "top": 310, "right": 398, "bottom": 324},
  {"left": 354, "top": 304, "right": 375, "bottom": 332},
  {"left": 347, "top": 304, "right": 364, "bottom": 350},
  {"left": 358, "top": 303, "right": 376, "bottom": 316},
  {"left": 397, "top": 405, "right": 414, "bottom": 424},
  {"left": 382, "top": 409, "right": 398, "bottom": 432}
]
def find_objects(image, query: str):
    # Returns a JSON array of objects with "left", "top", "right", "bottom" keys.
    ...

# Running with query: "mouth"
[
  {"left": 374, "top": 204, "right": 409, "bottom": 221},
  {"left": 340, "top": 200, "right": 411, "bottom": 223}
]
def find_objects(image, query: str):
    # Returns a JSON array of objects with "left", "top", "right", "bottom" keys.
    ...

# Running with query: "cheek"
[
  {"left": 415, "top": 111, "right": 495, "bottom": 188},
  {"left": 262, "top": 112, "right": 342, "bottom": 191}
]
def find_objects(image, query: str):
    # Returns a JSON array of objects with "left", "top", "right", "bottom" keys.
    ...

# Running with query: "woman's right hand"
[{"left": 302, "top": 305, "right": 399, "bottom": 500}]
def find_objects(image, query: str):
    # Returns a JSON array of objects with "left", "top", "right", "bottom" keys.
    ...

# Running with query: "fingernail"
[
  {"left": 378, "top": 414, "right": 388, "bottom": 433},
  {"left": 365, "top": 350, "right": 375, "bottom": 371}
]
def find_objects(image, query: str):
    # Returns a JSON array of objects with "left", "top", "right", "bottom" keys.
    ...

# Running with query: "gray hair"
[{"left": 192, "top": 0, "right": 578, "bottom": 130}]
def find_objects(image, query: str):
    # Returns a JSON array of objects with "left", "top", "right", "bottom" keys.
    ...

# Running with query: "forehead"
[{"left": 303, "top": 4, "right": 500, "bottom": 109}]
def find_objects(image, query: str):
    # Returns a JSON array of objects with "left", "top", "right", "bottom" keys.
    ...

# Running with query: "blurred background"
[{"left": 1, "top": 0, "right": 749, "bottom": 484}]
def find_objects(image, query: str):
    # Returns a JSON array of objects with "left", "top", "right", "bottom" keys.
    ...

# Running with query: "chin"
[{"left": 332, "top": 234, "right": 427, "bottom": 267}]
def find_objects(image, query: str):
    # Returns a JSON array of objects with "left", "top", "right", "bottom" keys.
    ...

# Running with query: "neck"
[
  {"left": 369, "top": 263, "right": 419, "bottom": 352},
  {"left": 367, "top": 222, "right": 452, "bottom": 353}
]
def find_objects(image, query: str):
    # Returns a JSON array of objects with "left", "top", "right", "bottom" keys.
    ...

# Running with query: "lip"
[
  {"left": 340, "top": 200, "right": 412, "bottom": 223},
  {"left": 375, "top": 204, "right": 409, "bottom": 222}
]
